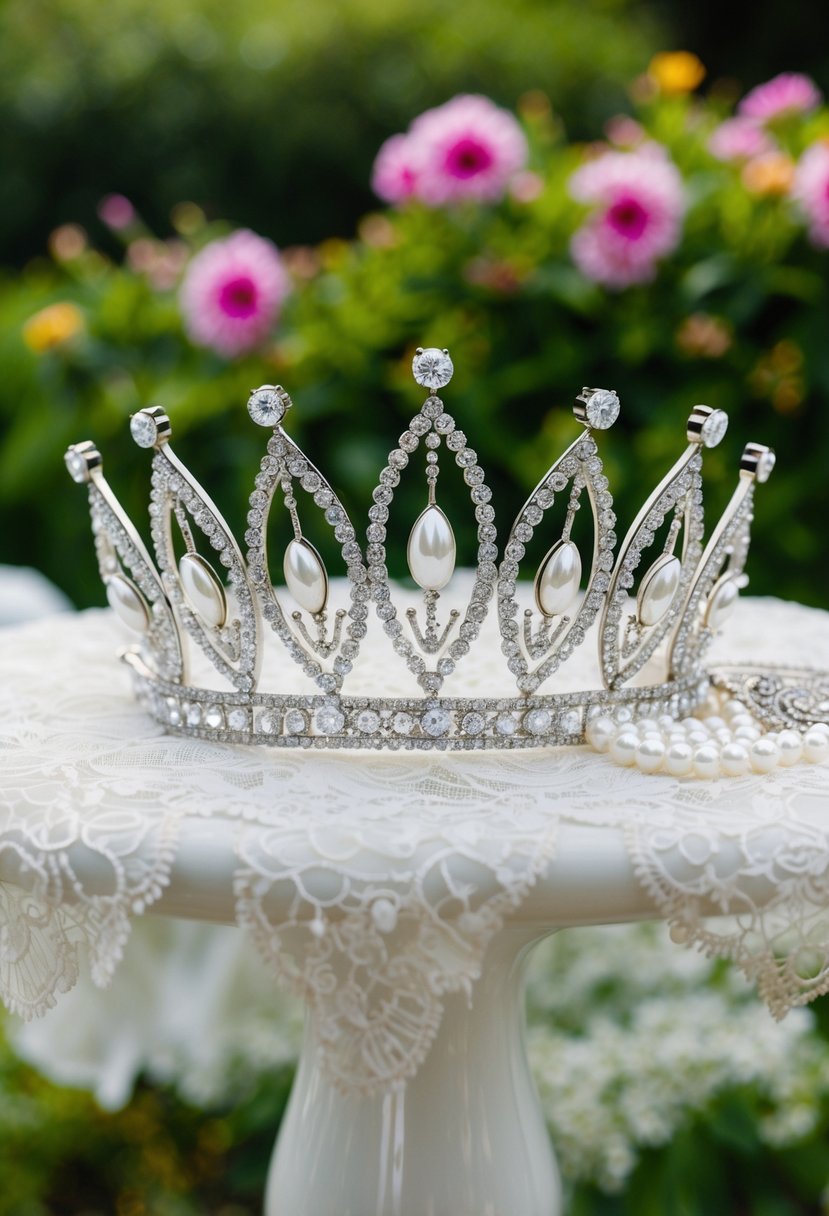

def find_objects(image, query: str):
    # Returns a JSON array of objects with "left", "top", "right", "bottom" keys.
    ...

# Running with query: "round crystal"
[
  {"left": 756, "top": 449, "right": 776, "bottom": 484},
  {"left": 186, "top": 704, "right": 203, "bottom": 728},
  {"left": 204, "top": 705, "right": 224, "bottom": 730},
  {"left": 700, "top": 409, "right": 728, "bottom": 448},
  {"left": 248, "top": 386, "right": 289, "bottom": 428},
  {"left": 524, "top": 708, "right": 553, "bottom": 735},
  {"left": 258, "top": 710, "right": 278, "bottom": 734},
  {"left": 227, "top": 708, "right": 249, "bottom": 731},
  {"left": 355, "top": 709, "right": 381, "bottom": 734},
  {"left": 316, "top": 706, "right": 345, "bottom": 735},
  {"left": 412, "top": 348, "right": 454, "bottom": 390},
  {"left": 462, "top": 712, "right": 486, "bottom": 736},
  {"left": 130, "top": 411, "right": 160, "bottom": 448},
  {"left": 495, "top": 713, "right": 518, "bottom": 737},
  {"left": 585, "top": 389, "right": 620, "bottom": 430},
  {"left": 284, "top": 708, "right": 307, "bottom": 735},
  {"left": 421, "top": 708, "right": 452, "bottom": 737},
  {"left": 65, "top": 447, "right": 90, "bottom": 483},
  {"left": 393, "top": 711, "right": 414, "bottom": 735}
]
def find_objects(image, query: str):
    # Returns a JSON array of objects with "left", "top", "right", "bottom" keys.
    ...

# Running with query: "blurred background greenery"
[{"left": 2, "top": 0, "right": 829, "bottom": 1213}]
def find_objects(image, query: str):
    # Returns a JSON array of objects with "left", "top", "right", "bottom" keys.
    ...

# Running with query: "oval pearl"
[
  {"left": 179, "top": 552, "right": 228, "bottom": 629},
  {"left": 407, "top": 505, "right": 456, "bottom": 591},
  {"left": 665, "top": 741, "right": 693, "bottom": 776},
  {"left": 586, "top": 714, "right": 616, "bottom": 753},
  {"left": 705, "top": 575, "right": 741, "bottom": 629},
  {"left": 749, "top": 737, "right": 780, "bottom": 773},
  {"left": 776, "top": 730, "right": 803, "bottom": 766},
  {"left": 106, "top": 573, "right": 151, "bottom": 634},
  {"left": 720, "top": 742, "right": 750, "bottom": 777},
  {"left": 803, "top": 730, "right": 829, "bottom": 764},
  {"left": 635, "top": 737, "right": 666, "bottom": 773},
  {"left": 283, "top": 538, "right": 328, "bottom": 615},
  {"left": 637, "top": 554, "right": 682, "bottom": 627},
  {"left": 693, "top": 744, "right": 721, "bottom": 779},
  {"left": 534, "top": 540, "right": 582, "bottom": 618},
  {"left": 610, "top": 731, "right": 639, "bottom": 766}
]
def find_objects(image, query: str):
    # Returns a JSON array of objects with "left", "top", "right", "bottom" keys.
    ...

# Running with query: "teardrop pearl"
[
  {"left": 534, "top": 539, "right": 582, "bottom": 617},
  {"left": 407, "top": 505, "right": 456, "bottom": 591},
  {"left": 283, "top": 538, "right": 328, "bottom": 615},
  {"left": 637, "top": 554, "right": 681, "bottom": 627},
  {"left": 106, "top": 572, "right": 151, "bottom": 634},
  {"left": 179, "top": 552, "right": 228, "bottom": 629},
  {"left": 705, "top": 575, "right": 740, "bottom": 630}
]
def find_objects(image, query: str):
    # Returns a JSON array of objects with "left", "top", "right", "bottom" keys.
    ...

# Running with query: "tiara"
[{"left": 64, "top": 347, "right": 776, "bottom": 752}]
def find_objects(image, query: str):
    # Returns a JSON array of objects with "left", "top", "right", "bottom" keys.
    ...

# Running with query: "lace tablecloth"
[{"left": 1, "top": 597, "right": 828, "bottom": 1094}]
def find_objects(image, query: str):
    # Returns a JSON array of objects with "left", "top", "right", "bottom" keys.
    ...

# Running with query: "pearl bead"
[
  {"left": 702, "top": 715, "right": 727, "bottom": 733},
  {"left": 657, "top": 715, "right": 676, "bottom": 731},
  {"left": 693, "top": 744, "right": 721, "bottom": 779},
  {"left": 749, "top": 737, "right": 780, "bottom": 773},
  {"left": 776, "top": 730, "right": 803, "bottom": 766},
  {"left": 610, "top": 731, "right": 639, "bottom": 766},
  {"left": 686, "top": 728, "right": 710, "bottom": 747},
  {"left": 586, "top": 715, "right": 616, "bottom": 753},
  {"left": 665, "top": 741, "right": 693, "bottom": 777},
  {"left": 715, "top": 729, "right": 734, "bottom": 746},
  {"left": 615, "top": 707, "right": 633, "bottom": 725},
  {"left": 720, "top": 742, "right": 750, "bottom": 777},
  {"left": 734, "top": 725, "right": 761, "bottom": 743},
  {"left": 803, "top": 730, "right": 829, "bottom": 764},
  {"left": 723, "top": 699, "right": 747, "bottom": 720},
  {"left": 809, "top": 722, "right": 829, "bottom": 739},
  {"left": 728, "top": 713, "right": 755, "bottom": 731},
  {"left": 635, "top": 738, "right": 666, "bottom": 773}
]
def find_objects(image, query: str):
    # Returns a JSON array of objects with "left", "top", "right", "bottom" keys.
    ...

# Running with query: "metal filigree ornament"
[{"left": 65, "top": 348, "right": 807, "bottom": 753}]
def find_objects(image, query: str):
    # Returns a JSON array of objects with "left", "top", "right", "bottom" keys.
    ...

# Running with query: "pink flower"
[
  {"left": 371, "top": 95, "right": 528, "bottom": 207},
  {"left": 98, "top": 193, "right": 136, "bottom": 230},
  {"left": 738, "top": 72, "right": 822, "bottom": 123},
  {"left": 604, "top": 115, "right": 646, "bottom": 149},
  {"left": 568, "top": 146, "right": 685, "bottom": 289},
  {"left": 793, "top": 141, "right": 829, "bottom": 247},
  {"left": 372, "top": 133, "right": 420, "bottom": 205},
  {"left": 179, "top": 230, "right": 290, "bottom": 358},
  {"left": 707, "top": 116, "right": 775, "bottom": 162}
]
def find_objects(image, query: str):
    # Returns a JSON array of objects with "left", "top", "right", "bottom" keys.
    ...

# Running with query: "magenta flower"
[
  {"left": 372, "top": 133, "right": 420, "bottom": 205},
  {"left": 568, "top": 146, "right": 685, "bottom": 289},
  {"left": 708, "top": 117, "right": 775, "bottom": 162},
  {"left": 371, "top": 95, "right": 528, "bottom": 207},
  {"left": 738, "top": 72, "right": 822, "bottom": 123},
  {"left": 179, "top": 230, "right": 290, "bottom": 358},
  {"left": 793, "top": 142, "right": 829, "bottom": 247},
  {"left": 98, "top": 193, "right": 136, "bottom": 230}
]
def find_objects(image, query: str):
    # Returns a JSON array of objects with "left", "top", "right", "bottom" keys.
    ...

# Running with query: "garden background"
[{"left": 2, "top": 0, "right": 829, "bottom": 1212}]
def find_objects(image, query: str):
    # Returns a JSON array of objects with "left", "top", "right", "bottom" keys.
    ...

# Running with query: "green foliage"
[{"left": 0, "top": 0, "right": 661, "bottom": 263}]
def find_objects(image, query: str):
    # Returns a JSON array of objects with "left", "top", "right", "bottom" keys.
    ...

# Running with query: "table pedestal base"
[{"left": 266, "top": 926, "right": 560, "bottom": 1216}]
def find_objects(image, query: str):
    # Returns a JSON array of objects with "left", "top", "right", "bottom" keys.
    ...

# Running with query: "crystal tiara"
[{"left": 65, "top": 347, "right": 775, "bottom": 751}]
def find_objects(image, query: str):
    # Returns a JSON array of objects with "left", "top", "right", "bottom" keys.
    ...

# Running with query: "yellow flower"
[
  {"left": 648, "top": 52, "right": 706, "bottom": 96},
  {"left": 22, "top": 301, "right": 85, "bottom": 353},
  {"left": 742, "top": 151, "right": 795, "bottom": 196}
]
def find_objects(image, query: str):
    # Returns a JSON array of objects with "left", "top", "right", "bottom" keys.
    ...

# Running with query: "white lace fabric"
[{"left": 1, "top": 595, "right": 828, "bottom": 1093}]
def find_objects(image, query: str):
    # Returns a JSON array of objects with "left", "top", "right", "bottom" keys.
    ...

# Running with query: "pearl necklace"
[{"left": 586, "top": 690, "right": 829, "bottom": 779}]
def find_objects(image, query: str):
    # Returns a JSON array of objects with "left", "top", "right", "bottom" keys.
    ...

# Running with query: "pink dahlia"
[
  {"left": 708, "top": 116, "right": 775, "bottom": 162},
  {"left": 738, "top": 72, "right": 822, "bottom": 123},
  {"left": 372, "top": 133, "right": 420, "bottom": 205},
  {"left": 793, "top": 141, "right": 829, "bottom": 247},
  {"left": 179, "top": 229, "right": 290, "bottom": 358},
  {"left": 379, "top": 94, "right": 527, "bottom": 207},
  {"left": 568, "top": 145, "right": 685, "bottom": 289}
]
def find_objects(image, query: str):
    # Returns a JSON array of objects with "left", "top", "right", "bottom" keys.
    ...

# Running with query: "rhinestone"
[
  {"left": 524, "top": 708, "right": 553, "bottom": 735},
  {"left": 701, "top": 409, "right": 728, "bottom": 448},
  {"left": 248, "top": 386, "right": 288, "bottom": 427},
  {"left": 756, "top": 449, "right": 776, "bottom": 483},
  {"left": 284, "top": 709, "right": 307, "bottom": 735},
  {"left": 355, "top": 709, "right": 381, "bottom": 733},
  {"left": 495, "top": 713, "right": 518, "bottom": 737},
  {"left": 316, "top": 706, "right": 345, "bottom": 735},
  {"left": 393, "top": 711, "right": 415, "bottom": 735},
  {"left": 584, "top": 389, "right": 620, "bottom": 430},
  {"left": 227, "top": 708, "right": 249, "bottom": 731},
  {"left": 130, "top": 411, "right": 160, "bottom": 448},
  {"left": 421, "top": 708, "right": 452, "bottom": 737},
  {"left": 166, "top": 698, "right": 182, "bottom": 727},
  {"left": 259, "top": 710, "right": 278, "bottom": 734},
  {"left": 65, "top": 448, "right": 91, "bottom": 482},
  {"left": 412, "top": 348, "right": 454, "bottom": 390},
  {"left": 186, "top": 703, "right": 202, "bottom": 728},
  {"left": 462, "top": 712, "right": 486, "bottom": 736},
  {"left": 204, "top": 705, "right": 224, "bottom": 730}
]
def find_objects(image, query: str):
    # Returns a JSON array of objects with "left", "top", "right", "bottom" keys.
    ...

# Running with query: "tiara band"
[{"left": 65, "top": 347, "right": 774, "bottom": 751}]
